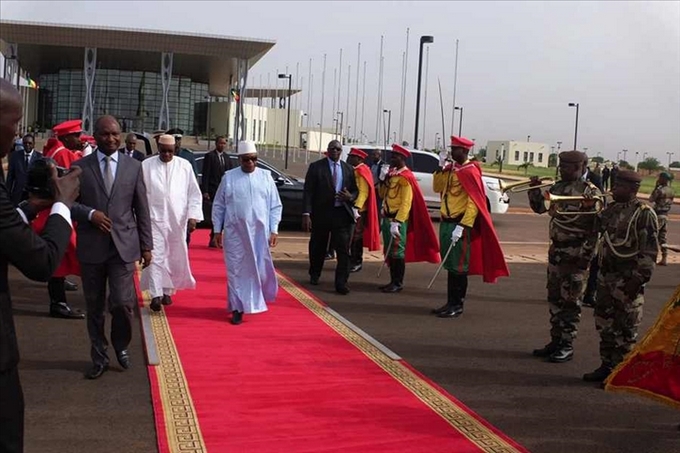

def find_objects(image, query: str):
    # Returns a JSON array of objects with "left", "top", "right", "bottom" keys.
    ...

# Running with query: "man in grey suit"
[{"left": 72, "top": 115, "right": 153, "bottom": 380}]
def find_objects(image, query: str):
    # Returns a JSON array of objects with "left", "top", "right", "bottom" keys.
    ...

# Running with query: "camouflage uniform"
[
  {"left": 595, "top": 199, "right": 658, "bottom": 369},
  {"left": 648, "top": 183, "right": 674, "bottom": 264},
  {"left": 529, "top": 180, "right": 601, "bottom": 349}
]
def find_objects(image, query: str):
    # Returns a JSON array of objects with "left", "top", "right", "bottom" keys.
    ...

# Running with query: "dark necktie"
[
  {"left": 25, "top": 153, "right": 30, "bottom": 168},
  {"left": 332, "top": 162, "right": 338, "bottom": 188},
  {"left": 220, "top": 153, "right": 226, "bottom": 171}
]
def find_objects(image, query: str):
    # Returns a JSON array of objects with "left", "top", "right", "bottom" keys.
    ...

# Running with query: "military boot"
[
  {"left": 431, "top": 272, "right": 456, "bottom": 314},
  {"left": 438, "top": 273, "right": 467, "bottom": 318},
  {"left": 547, "top": 342, "right": 574, "bottom": 363},
  {"left": 583, "top": 363, "right": 613, "bottom": 382},
  {"left": 659, "top": 252, "right": 668, "bottom": 266},
  {"left": 582, "top": 291, "right": 596, "bottom": 308},
  {"left": 382, "top": 259, "right": 404, "bottom": 293},
  {"left": 532, "top": 341, "right": 560, "bottom": 358}
]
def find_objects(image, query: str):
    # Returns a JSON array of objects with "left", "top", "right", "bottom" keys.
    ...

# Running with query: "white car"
[{"left": 341, "top": 145, "right": 509, "bottom": 215}]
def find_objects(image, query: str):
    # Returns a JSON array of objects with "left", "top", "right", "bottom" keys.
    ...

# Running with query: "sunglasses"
[
  {"left": 328, "top": 147, "right": 342, "bottom": 151},
  {"left": 240, "top": 156, "right": 258, "bottom": 162}
]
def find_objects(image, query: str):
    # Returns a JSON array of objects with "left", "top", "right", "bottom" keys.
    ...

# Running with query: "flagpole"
[
  {"left": 450, "top": 39, "right": 459, "bottom": 137},
  {"left": 345, "top": 63, "right": 351, "bottom": 143},
  {"left": 422, "top": 46, "right": 430, "bottom": 149},
  {"left": 399, "top": 27, "right": 409, "bottom": 144},
  {"left": 360, "top": 60, "right": 366, "bottom": 143},
  {"left": 331, "top": 68, "right": 337, "bottom": 135},
  {"left": 319, "top": 53, "right": 326, "bottom": 156},
  {"left": 353, "top": 42, "right": 360, "bottom": 143},
  {"left": 375, "top": 35, "right": 384, "bottom": 144}
]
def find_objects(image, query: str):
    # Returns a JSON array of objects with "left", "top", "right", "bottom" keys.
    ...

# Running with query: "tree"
[
  {"left": 618, "top": 160, "right": 634, "bottom": 170},
  {"left": 477, "top": 147, "right": 487, "bottom": 158},
  {"left": 670, "top": 161, "right": 680, "bottom": 169},
  {"left": 518, "top": 161, "right": 534, "bottom": 175},
  {"left": 548, "top": 153, "right": 558, "bottom": 167},
  {"left": 489, "top": 155, "right": 504, "bottom": 173},
  {"left": 637, "top": 157, "right": 663, "bottom": 171},
  {"left": 590, "top": 156, "right": 604, "bottom": 164}
]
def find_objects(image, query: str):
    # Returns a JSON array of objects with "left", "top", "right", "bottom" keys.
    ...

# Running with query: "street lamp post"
[
  {"left": 435, "top": 132, "right": 440, "bottom": 151},
  {"left": 278, "top": 73, "right": 292, "bottom": 170},
  {"left": 568, "top": 102, "right": 579, "bottom": 150},
  {"left": 622, "top": 149, "right": 628, "bottom": 163},
  {"left": 668, "top": 152, "right": 675, "bottom": 169},
  {"left": 454, "top": 106, "right": 463, "bottom": 136},
  {"left": 413, "top": 35, "right": 434, "bottom": 149},
  {"left": 336, "top": 111, "right": 344, "bottom": 144},
  {"left": 527, "top": 135, "right": 531, "bottom": 142},
  {"left": 555, "top": 141, "right": 562, "bottom": 177}
]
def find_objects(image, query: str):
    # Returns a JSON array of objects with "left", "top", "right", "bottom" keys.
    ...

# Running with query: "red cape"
[
  {"left": 454, "top": 161, "right": 509, "bottom": 283},
  {"left": 33, "top": 139, "right": 81, "bottom": 277},
  {"left": 355, "top": 164, "right": 381, "bottom": 251},
  {"left": 396, "top": 168, "right": 440, "bottom": 264}
]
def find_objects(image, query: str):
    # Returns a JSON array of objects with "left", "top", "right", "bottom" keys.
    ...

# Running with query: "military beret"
[
  {"left": 558, "top": 150, "right": 586, "bottom": 163},
  {"left": 616, "top": 170, "right": 642, "bottom": 184},
  {"left": 659, "top": 172, "right": 673, "bottom": 180}
]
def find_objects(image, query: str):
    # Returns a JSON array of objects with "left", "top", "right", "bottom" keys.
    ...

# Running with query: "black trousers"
[
  {"left": 0, "top": 367, "right": 24, "bottom": 453},
  {"left": 81, "top": 249, "right": 136, "bottom": 366},
  {"left": 350, "top": 212, "right": 366, "bottom": 266},
  {"left": 309, "top": 207, "right": 353, "bottom": 289},
  {"left": 48, "top": 276, "right": 66, "bottom": 303}
]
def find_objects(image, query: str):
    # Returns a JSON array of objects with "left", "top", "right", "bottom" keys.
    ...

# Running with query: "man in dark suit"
[
  {"left": 302, "top": 140, "right": 358, "bottom": 295},
  {"left": 119, "top": 133, "right": 145, "bottom": 162},
  {"left": 201, "top": 135, "right": 233, "bottom": 247},
  {"left": 0, "top": 79, "right": 81, "bottom": 453},
  {"left": 71, "top": 115, "right": 153, "bottom": 380},
  {"left": 6, "top": 134, "right": 40, "bottom": 206}
]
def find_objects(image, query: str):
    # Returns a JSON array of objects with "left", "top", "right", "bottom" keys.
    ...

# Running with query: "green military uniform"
[
  {"left": 648, "top": 174, "right": 674, "bottom": 265},
  {"left": 529, "top": 151, "right": 601, "bottom": 362},
  {"left": 177, "top": 147, "right": 198, "bottom": 177},
  {"left": 595, "top": 194, "right": 658, "bottom": 372}
]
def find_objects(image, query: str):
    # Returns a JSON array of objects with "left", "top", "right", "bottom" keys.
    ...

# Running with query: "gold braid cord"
[
  {"left": 278, "top": 274, "right": 524, "bottom": 453},
  {"left": 144, "top": 288, "right": 207, "bottom": 453}
]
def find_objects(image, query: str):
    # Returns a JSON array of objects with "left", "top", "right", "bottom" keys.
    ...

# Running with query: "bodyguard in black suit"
[
  {"left": 201, "top": 136, "right": 233, "bottom": 247},
  {"left": 302, "top": 140, "right": 358, "bottom": 294},
  {"left": 118, "top": 133, "right": 145, "bottom": 162},
  {"left": 0, "top": 79, "right": 81, "bottom": 453},
  {"left": 6, "top": 134, "right": 40, "bottom": 205}
]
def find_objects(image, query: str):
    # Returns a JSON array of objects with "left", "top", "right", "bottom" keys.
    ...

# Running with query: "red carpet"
[{"left": 147, "top": 230, "right": 526, "bottom": 453}]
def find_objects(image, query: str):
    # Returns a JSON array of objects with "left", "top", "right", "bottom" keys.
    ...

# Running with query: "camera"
[{"left": 24, "top": 157, "right": 68, "bottom": 199}]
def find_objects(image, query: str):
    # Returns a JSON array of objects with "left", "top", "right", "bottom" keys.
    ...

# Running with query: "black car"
[{"left": 194, "top": 151, "right": 305, "bottom": 227}]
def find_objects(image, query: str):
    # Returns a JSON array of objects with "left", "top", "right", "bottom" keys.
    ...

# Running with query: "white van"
[{"left": 341, "top": 145, "right": 509, "bottom": 215}]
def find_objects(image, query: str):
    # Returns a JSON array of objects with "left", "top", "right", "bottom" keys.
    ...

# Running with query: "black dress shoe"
[
  {"left": 336, "top": 286, "right": 350, "bottom": 295},
  {"left": 583, "top": 364, "right": 613, "bottom": 383},
  {"left": 64, "top": 280, "right": 79, "bottom": 291},
  {"left": 582, "top": 293, "right": 596, "bottom": 308},
  {"left": 49, "top": 302, "right": 85, "bottom": 319},
  {"left": 378, "top": 282, "right": 394, "bottom": 290},
  {"left": 150, "top": 297, "right": 162, "bottom": 312},
  {"left": 381, "top": 283, "right": 403, "bottom": 293},
  {"left": 231, "top": 310, "right": 243, "bottom": 325},
  {"left": 349, "top": 264, "right": 362, "bottom": 273},
  {"left": 324, "top": 253, "right": 335, "bottom": 261},
  {"left": 547, "top": 345, "right": 574, "bottom": 363},
  {"left": 431, "top": 303, "right": 452, "bottom": 315},
  {"left": 162, "top": 295, "right": 173, "bottom": 306},
  {"left": 85, "top": 364, "right": 108, "bottom": 380},
  {"left": 310, "top": 276, "right": 320, "bottom": 286},
  {"left": 532, "top": 341, "right": 560, "bottom": 357},
  {"left": 116, "top": 350, "right": 131, "bottom": 370},
  {"left": 437, "top": 306, "right": 464, "bottom": 318}
]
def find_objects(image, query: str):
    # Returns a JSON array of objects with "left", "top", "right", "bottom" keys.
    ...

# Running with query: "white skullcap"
[
  {"left": 237, "top": 140, "right": 257, "bottom": 155},
  {"left": 158, "top": 134, "right": 175, "bottom": 146}
]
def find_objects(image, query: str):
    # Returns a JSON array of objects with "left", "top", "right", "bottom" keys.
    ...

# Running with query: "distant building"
[{"left": 486, "top": 140, "right": 551, "bottom": 168}]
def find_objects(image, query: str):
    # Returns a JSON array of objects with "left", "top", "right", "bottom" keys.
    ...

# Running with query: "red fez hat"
[
  {"left": 391, "top": 143, "right": 411, "bottom": 158},
  {"left": 450, "top": 136, "right": 474, "bottom": 150},
  {"left": 349, "top": 147, "right": 367, "bottom": 159},
  {"left": 80, "top": 134, "right": 96, "bottom": 145},
  {"left": 53, "top": 119, "right": 83, "bottom": 137}
]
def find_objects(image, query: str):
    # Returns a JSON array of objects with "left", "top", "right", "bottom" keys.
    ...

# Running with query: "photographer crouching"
[{"left": 0, "top": 79, "right": 81, "bottom": 452}]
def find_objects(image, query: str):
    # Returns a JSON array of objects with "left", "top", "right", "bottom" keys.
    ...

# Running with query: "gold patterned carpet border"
[
  {"left": 143, "top": 290, "right": 207, "bottom": 453},
  {"left": 277, "top": 273, "right": 526, "bottom": 453}
]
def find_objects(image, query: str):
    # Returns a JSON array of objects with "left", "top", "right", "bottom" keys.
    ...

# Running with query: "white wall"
[
  {"left": 208, "top": 101, "right": 301, "bottom": 146},
  {"left": 304, "top": 130, "right": 341, "bottom": 152},
  {"left": 487, "top": 140, "right": 550, "bottom": 168}
]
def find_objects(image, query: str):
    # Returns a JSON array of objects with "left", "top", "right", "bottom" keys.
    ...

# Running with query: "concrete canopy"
[{"left": 0, "top": 20, "right": 276, "bottom": 96}]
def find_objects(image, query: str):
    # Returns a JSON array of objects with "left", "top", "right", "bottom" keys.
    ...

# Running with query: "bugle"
[
  {"left": 543, "top": 193, "right": 605, "bottom": 215},
  {"left": 500, "top": 177, "right": 555, "bottom": 194},
  {"left": 661, "top": 244, "right": 680, "bottom": 253}
]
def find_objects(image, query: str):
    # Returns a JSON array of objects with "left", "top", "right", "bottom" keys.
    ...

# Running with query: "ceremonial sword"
[
  {"left": 427, "top": 238, "right": 456, "bottom": 289},
  {"left": 377, "top": 235, "right": 394, "bottom": 278}
]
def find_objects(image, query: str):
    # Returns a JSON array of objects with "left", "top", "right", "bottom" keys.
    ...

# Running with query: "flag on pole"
[{"left": 605, "top": 284, "right": 680, "bottom": 409}]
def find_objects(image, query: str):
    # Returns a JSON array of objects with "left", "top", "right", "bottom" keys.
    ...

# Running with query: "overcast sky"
[{"left": 2, "top": 1, "right": 679, "bottom": 162}]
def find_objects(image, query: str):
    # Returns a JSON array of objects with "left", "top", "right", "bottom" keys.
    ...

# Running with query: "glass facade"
[{"left": 38, "top": 69, "right": 228, "bottom": 133}]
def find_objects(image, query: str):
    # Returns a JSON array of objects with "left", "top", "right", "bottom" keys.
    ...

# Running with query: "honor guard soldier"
[
  {"left": 347, "top": 148, "right": 381, "bottom": 273},
  {"left": 648, "top": 172, "right": 674, "bottom": 266},
  {"left": 378, "top": 144, "right": 439, "bottom": 293},
  {"left": 431, "top": 136, "right": 508, "bottom": 318},
  {"left": 584, "top": 170, "right": 659, "bottom": 383},
  {"left": 528, "top": 150, "right": 602, "bottom": 363}
]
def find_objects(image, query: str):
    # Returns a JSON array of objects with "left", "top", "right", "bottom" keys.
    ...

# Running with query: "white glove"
[
  {"left": 352, "top": 207, "right": 360, "bottom": 220},
  {"left": 438, "top": 150, "right": 449, "bottom": 167},
  {"left": 389, "top": 221, "right": 401, "bottom": 238},
  {"left": 379, "top": 164, "right": 390, "bottom": 181},
  {"left": 450, "top": 225, "right": 464, "bottom": 244}
]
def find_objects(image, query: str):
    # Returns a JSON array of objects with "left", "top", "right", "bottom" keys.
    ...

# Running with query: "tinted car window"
[{"left": 412, "top": 153, "right": 439, "bottom": 174}]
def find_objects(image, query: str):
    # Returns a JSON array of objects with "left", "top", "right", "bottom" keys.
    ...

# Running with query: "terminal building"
[
  {"left": 485, "top": 140, "right": 551, "bottom": 168},
  {"left": 0, "top": 20, "right": 310, "bottom": 148}
]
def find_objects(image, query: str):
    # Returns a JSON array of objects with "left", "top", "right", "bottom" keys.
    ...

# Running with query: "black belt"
[
  {"left": 384, "top": 212, "right": 397, "bottom": 219},
  {"left": 552, "top": 239, "right": 585, "bottom": 247},
  {"left": 441, "top": 215, "right": 464, "bottom": 224}
]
